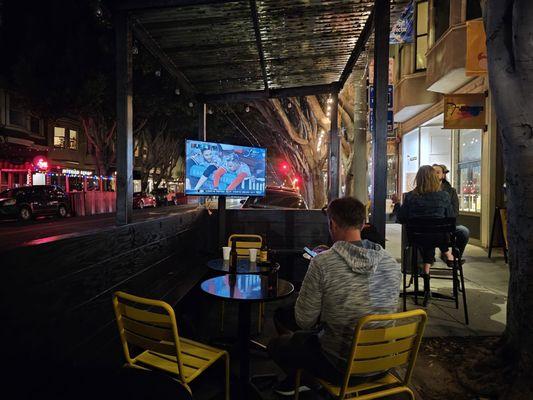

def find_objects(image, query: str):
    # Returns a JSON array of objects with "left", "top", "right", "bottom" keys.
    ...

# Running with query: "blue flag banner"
[{"left": 390, "top": 1, "right": 414, "bottom": 44}]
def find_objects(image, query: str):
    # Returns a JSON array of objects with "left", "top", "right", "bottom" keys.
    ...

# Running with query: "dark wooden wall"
[
  {"left": 0, "top": 208, "right": 209, "bottom": 370},
  {"left": 223, "top": 209, "right": 330, "bottom": 250}
]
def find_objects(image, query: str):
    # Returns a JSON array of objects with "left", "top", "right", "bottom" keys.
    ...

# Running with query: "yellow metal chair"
[
  {"left": 113, "top": 291, "right": 230, "bottom": 400},
  {"left": 294, "top": 309, "right": 427, "bottom": 400},
  {"left": 228, "top": 233, "right": 263, "bottom": 258},
  {"left": 222, "top": 234, "right": 265, "bottom": 332}
]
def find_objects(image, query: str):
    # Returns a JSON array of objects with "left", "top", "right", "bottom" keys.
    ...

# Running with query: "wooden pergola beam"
[
  {"left": 198, "top": 82, "right": 339, "bottom": 103},
  {"left": 132, "top": 20, "right": 197, "bottom": 95},
  {"left": 115, "top": 0, "right": 238, "bottom": 11},
  {"left": 249, "top": 0, "right": 269, "bottom": 91},
  {"left": 338, "top": 8, "right": 374, "bottom": 88}
]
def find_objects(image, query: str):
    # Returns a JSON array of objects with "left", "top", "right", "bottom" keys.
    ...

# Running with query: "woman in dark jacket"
[
  {"left": 433, "top": 164, "right": 470, "bottom": 258},
  {"left": 398, "top": 165, "right": 454, "bottom": 276}
]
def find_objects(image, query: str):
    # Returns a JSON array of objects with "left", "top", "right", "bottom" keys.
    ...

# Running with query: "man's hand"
[{"left": 312, "top": 245, "right": 329, "bottom": 254}]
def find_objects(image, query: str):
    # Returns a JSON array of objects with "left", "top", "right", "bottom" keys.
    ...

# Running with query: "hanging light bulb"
[
  {"left": 245, "top": 106, "right": 250, "bottom": 113},
  {"left": 132, "top": 45, "right": 139, "bottom": 55},
  {"left": 155, "top": 70, "right": 161, "bottom": 77},
  {"left": 208, "top": 108, "right": 214, "bottom": 115},
  {"left": 174, "top": 88, "right": 181, "bottom": 95},
  {"left": 188, "top": 102, "right": 194, "bottom": 108},
  {"left": 287, "top": 102, "right": 292, "bottom": 109},
  {"left": 95, "top": 7, "right": 103, "bottom": 17}
]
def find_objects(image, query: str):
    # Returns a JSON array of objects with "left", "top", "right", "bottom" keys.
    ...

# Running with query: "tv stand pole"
[{"left": 218, "top": 195, "right": 226, "bottom": 247}]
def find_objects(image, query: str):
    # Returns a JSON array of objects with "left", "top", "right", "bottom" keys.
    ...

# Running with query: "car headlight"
[{"left": 1, "top": 199, "right": 16, "bottom": 206}]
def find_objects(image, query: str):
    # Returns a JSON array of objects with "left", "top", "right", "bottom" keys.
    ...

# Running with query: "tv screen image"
[{"left": 185, "top": 140, "right": 266, "bottom": 196}]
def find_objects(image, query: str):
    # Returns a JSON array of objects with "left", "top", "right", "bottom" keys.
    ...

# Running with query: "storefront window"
[
  {"left": 402, "top": 129, "right": 419, "bottom": 192},
  {"left": 457, "top": 129, "right": 482, "bottom": 213},
  {"left": 419, "top": 126, "right": 452, "bottom": 172}
]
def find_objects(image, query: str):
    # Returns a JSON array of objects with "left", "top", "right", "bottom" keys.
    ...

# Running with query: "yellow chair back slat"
[
  {"left": 228, "top": 234, "right": 262, "bottom": 257},
  {"left": 351, "top": 351, "right": 411, "bottom": 374},
  {"left": 124, "top": 331, "right": 177, "bottom": 356},
  {"left": 354, "top": 336, "right": 415, "bottom": 359},
  {"left": 357, "top": 321, "right": 418, "bottom": 344},
  {"left": 122, "top": 316, "right": 175, "bottom": 342},
  {"left": 118, "top": 302, "right": 173, "bottom": 326}
]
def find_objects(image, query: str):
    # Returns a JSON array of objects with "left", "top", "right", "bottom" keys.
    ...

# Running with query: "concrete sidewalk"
[{"left": 386, "top": 223, "right": 508, "bottom": 337}]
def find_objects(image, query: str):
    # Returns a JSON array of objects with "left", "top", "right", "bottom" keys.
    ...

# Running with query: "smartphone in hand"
[{"left": 303, "top": 246, "right": 318, "bottom": 258}]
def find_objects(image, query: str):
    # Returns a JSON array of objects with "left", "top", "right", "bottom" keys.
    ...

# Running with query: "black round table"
[
  {"left": 207, "top": 258, "right": 272, "bottom": 274},
  {"left": 200, "top": 274, "right": 294, "bottom": 398}
]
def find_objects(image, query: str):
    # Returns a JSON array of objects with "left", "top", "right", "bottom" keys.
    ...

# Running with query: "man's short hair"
[{"left": 327, "top": 197, "right": 366, "bottom": 230}]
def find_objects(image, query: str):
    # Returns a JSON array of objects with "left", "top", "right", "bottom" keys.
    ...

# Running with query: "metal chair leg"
[
  {"left": 224, "top": 351, "right": 230, "bottom": 400},
  {"left": 294, "top": 369, "right": 302, "bottom": 400},
  {"left": 402, "top": 246, "right": 408, "bottom": 311},
  {"left": 458, "top": 263, "right": 469, "bottom": 325},
  {"left": 452, "top": 259, "right": 459, "bottom": 309},
  {"left": 412, "top": 246, "right": 419, "bottom": 306},
  {"left": 220, "top": 302, "right": 225, "bottom": 332}
]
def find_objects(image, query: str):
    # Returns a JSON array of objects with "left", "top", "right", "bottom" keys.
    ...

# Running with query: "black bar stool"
[{"left": 402, "top": 217, "right": 469, "bottom": 324}]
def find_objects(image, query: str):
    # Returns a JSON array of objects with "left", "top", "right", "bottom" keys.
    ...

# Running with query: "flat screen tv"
[{"left": 185, "top": 140, "right": 266, "bottom": 196}]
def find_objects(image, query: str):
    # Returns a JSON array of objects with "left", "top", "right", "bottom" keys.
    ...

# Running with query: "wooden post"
[
  {"left": 198, "top": 103, "right": 207, "bottom": 141},
  {"left": 65, "top": 176, "right": 70, "bottom": 192},
  {"left": 328, "top": 92, "right": 340, "bottom": 203},
  {"left": 115, "top": 11, "right": 134, "bottom": 225},
  {"left": 371, "top": 0, "right": 390, "bottom": 247}
]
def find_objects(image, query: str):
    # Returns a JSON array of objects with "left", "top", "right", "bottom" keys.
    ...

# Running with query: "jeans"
[{"left": 438, "top": 225, "right": 470, "bottom": 256}]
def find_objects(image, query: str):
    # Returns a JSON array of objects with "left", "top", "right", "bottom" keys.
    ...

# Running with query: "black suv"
[
  {"left": 0, "top": 185, "right": 69, "bottom": 221},
  {"left": 241, "top": 186, "right": 308, "bottom": 209}
]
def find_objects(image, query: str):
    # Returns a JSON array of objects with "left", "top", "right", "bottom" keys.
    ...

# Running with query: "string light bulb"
[
  {"left": 174, "top": 88, "right": 181, "bottom": 95},
  {"left": 188, "top": 102, "right": 194, "bottom": 108},
  {"left": 155, "top": 70, "right": 161, "bottom": 77},
  {"left": 208, "top": 108, "right": 214, "bottom": 115},
  {"left": 245, "top": 106, "right": 250, "bottom": 113}
]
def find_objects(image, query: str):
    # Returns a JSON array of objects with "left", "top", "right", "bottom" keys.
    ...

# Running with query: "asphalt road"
[{"left": 0, "top": 204, "right": 198, "bottom": 253}]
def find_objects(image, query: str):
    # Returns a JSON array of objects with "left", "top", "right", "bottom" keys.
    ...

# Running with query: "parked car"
[
  {"left": 0, "top": 185, "right": 69, "bottom": 221},
  {"left": 133, "top": 192, "right": 157, "bottom": 209},
  {"left": 151, "top": 187, "right": 179, "bottom": 206},
  {"left": 241, "top": 186, "right": 308, "bottom": 209}
]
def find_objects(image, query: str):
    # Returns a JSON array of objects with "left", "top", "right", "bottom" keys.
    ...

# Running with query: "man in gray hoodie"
[{"left": 268, "top": 197, "right": 401, "bottom": 396}]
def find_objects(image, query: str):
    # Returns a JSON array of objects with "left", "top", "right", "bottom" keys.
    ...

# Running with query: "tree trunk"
[
  {"left": 347, "top": 67, "right": 369, "bottom": 205},
  {"left": 311, "top": 169, "right": 327, "bottom": 209},
  {"left": 484, "top": 1, "right": 533, "bottom": 397}
]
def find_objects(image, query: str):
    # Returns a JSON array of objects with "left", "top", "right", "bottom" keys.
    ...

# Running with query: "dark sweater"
[
  {"left": 441, "top": 180, "right": 459, "bottom": 217},
  {"left": 397, "top": 190, "right": 454, "bottom": 223}
]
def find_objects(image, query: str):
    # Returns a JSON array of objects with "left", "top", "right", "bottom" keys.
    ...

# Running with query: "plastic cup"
[
  {"left": 249, "top": 248, "right": 258, "bottom": 262},
  {"left": 222, "top": 246, "right": 231, "bottom": 261}
]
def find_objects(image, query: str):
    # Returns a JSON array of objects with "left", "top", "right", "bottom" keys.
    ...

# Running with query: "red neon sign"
[{"left": 33, "top": 156, "right": 49, "bottom": 171}]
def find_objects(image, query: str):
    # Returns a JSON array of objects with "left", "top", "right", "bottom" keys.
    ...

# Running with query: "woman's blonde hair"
[{"left": 413, "top": 165, "right": 441, "bottom": 195}]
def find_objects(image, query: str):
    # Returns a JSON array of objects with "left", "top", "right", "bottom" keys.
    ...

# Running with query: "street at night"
[{"left": 0, "top": 204, "right": 196, "bottom": 252}]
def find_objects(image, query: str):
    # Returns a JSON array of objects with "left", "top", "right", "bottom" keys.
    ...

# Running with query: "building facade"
[
  {"left": 392, "top": 0, "right": 504, "bottom": 247},
  {"left": 0, "top": 88, "right": 112, "bottom": 192}
]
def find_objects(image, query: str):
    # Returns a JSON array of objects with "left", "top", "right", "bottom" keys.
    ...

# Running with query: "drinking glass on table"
[
  {"left": 222, "top": 246, "right": 231, "bottom": 261},
  {"left": 249, "top": 248, "right": 258, "bottom": 262}
]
